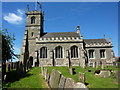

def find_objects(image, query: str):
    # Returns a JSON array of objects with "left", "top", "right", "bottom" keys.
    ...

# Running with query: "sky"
[{"left": 2, "top": 2, "right": 118, "bottom": 61}]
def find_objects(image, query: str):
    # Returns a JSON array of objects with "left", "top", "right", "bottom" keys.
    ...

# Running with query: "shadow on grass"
[{"left": 3, "top": 69, "right": 33, "bottom": 84}]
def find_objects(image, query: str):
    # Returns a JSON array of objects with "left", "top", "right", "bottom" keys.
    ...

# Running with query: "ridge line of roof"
[{"left": 44, "top": 31, "right": 77, "bottom": 34}]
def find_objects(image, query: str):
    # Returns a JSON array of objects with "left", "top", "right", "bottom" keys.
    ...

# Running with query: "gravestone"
[
  {"left": 13, "top": 63, "right": 16, "bottom": 69},
  {"left": 41, "top": 66, "right": 44, "bottom": 75},
  {"left": 46, "top": 72, "right": 50, "bottom": 83},
  {"left": 16, "top": 62, "right": 19, "bottom": 71},
  {"left": 69, "top": 67, "right": 73, "bottom": 75},
  {"left": 8, "top": 64, "right": 11, "bottom": 72},
  {"left": 64, "top": 78, "right": 75, "bottom": 88},
  {"left": 20, "top": 62, "right": 23, "bottom": 73},
  {"left": 49, "top": 69, "right": 61, "bottom": 88},
  {"left": 99, "top": 70, "right": 111, "bottom": 78},
  {"left": 44, "top": 68, "right": 48, "bottom": 80},
  {"left": 93, "top": 62, "right": 95, "bottom": 68},
  {"left": 11, "top": 62, "right": 13, "bottom": 70},
  {"left": 95, "top": 62, "right": 98, "bottom": 68},
  {"left": 74, "top": 82, "right": 88, "bottom": 90},
  {"left": 102, "top": 60, "right": 106, "bottom": 69},
  {"left": 58, "top": 75, "right": 66, "bottom": 89},
  {"left": 78, "top": 72, "right": 85, "bottom": 84}
]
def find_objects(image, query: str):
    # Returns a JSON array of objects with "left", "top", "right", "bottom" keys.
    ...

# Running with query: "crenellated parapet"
[{"left": 36, "top": 36, "right": 83, "bottom": 43}]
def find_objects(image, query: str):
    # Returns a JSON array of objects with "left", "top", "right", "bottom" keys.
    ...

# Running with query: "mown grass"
[
  {"left": 3, "top": 67, "right": 49, "bottom": 88},
  {"left": 45, "top": 66, "right": 118, "bottom": 88}
]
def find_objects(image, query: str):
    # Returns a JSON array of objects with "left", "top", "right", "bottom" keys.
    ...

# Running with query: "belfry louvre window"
[
  {"left": 71, "top": 46, "right": 78, "bottom": 58},
  {"left": 55, "top": 46, "right": 63, "bottom": 58},
  {"left": 89, "top": 50, "right": 94, "bottom": 59},
  {"left": 31, "top": 16, "right": 35, "bottom": 24},
  {"left": 100, "top": 50, "right": 105, "bottom": 58},
  {"left": 31, "top": 32, "right": 34, "bottom": 37},
  {"left": 40, "top": 47, "right": 47, "bottom": 58}
]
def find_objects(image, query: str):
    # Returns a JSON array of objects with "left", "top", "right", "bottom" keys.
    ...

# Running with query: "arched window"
[
  {"left": 40, "top": 47, "right": 47, "bottom": 58},
  {"left": 55, "top": 46, "right": 63, "bottom": 58},
  {"left": 71, "top": 46, "right": 78, "bottom": 58},
  {"left": 31, "top": 16, "right": 35, "bottom": 24}
]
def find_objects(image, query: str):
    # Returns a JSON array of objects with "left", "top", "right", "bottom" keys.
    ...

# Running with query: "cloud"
[{"left": 3, "top": 9, "right": 24, "bottom": 24}]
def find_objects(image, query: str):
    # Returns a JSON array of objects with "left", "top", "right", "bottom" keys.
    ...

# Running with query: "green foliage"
[{"left": 2, "top": 29, "right": 15, "bottom": 62}]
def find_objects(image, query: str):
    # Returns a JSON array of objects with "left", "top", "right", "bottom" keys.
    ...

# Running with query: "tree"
[{"left": 2, "top": 29, "right": 15, "bottom": 63}]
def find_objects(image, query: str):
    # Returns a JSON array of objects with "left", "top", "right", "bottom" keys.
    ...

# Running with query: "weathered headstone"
[
  {"left": 58, "top": 75, "right": 66, "bottom": 89},
  {"left": 102, "top": 60, "right": 106, "bottom": 69},
  {"left": 8, "top": 64, "right": 10, "bottom": 72},
  {"left": 41, "top": 66, "right": 44, "bottom": 75},
  {"left": 16, "top": 61, "right": 19, "bottom": 71},
  {"left": 95, "top": 62, "right": 98, "bottom": 68},
  {"left": 93, "top": 62, "right": 95, "bottom": 68},
  {"left": 69, "top": 67, "right": 73, "bottom": 75},
  {"left": 78, "top": 72, "right": 85, "bottom": 84},
  {"left": 99, "top": 70, "right": 111, "bottom": 78},
  {"left": 64, "top": 78, "right": 75, "bottom": 88},
  {"left": 20, "top": 62, "right": 23, "bottom": 73},
  {"left": 74, "top": 82, "right": 88, "bottom": 90},
  {"left": 11, "top": 62, "right": 13, "bottom": 70},
  {"left": 46, "top": 72, "right": 50, "bottom": 83},
  {"left": 44, "top": 68, "right": 48, "bottom": 80},
  {"left": 49, "top": 69, "right": 61, "bottom": 88},
  {"left": 13, "top": 63, "right": 16, "bottom": 69}
]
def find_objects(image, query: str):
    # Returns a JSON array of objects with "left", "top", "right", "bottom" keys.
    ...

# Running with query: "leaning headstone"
[
  {"left": 74, "top": 82, "right": 88, "bottom": 90},
  {"left": 78, "top": 72, "right": 85, "bottom": 84},
  {"left": 49, "top": 69, "right": 61, "bottom": 88},
  {"left": 8, "top": 64, "right": 10, "bottom": 72},
  {"left": 69, "top": 67, "right": 73, "bottom": 75},
  {"left": 64, "top": 78, "right": 75, "bottom": 88},
  {"left": 58, "top": 75, "right": 66, "bottom": 89}
]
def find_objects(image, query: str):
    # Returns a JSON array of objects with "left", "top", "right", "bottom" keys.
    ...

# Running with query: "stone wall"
[{"left": 41, "top": 67, "right": 88, "bottom": 89}]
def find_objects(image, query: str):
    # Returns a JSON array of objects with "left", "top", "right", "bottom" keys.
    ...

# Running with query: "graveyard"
[{"left": 3, "top": 64, "right": 118, "bottom": 89}]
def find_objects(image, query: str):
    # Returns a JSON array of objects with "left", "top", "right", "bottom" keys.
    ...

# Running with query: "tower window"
[
  {"left": 55, "top": 46, "right": 63, "bottom": 58},
  {"left": 31, "top": 16, "right": 35, "bottom": 24},
  {"left": 31, "top": 32, "right": 34, "bottom": 37},
  {"left": 100, "top": 50, "right": 105, "bottom": 58},
  {"left": 89, "top": 50, "right": 94, "bottom": 59},
  {"left": 40, "top": 47, "right": 47, "bottom": 58},
  {"left": 71, "top": 46, "right": 78, "bottom": 58}
]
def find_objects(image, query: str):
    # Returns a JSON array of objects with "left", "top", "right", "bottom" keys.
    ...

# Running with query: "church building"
[{"left": 19, "top": 5, "right": 114, "bottom": 68}]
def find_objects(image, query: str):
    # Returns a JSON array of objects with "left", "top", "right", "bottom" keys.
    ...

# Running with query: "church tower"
[{"left": 19, "top": 5, "right": 44, "bottom": 66}]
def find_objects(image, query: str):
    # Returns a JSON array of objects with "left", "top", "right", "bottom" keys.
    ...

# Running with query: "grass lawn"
[
  {"left": 45, "top": 66, "right": 118, "bottom": 88},
  {"left": 3, "top": 67, "right": 49, "bottom": 88}
]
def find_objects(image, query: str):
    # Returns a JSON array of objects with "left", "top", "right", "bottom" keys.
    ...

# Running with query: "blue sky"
[{"left": 2, "top": 2, "right": 118, "bottom": 61}]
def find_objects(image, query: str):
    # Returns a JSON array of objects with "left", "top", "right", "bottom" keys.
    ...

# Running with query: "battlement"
[{"left": 36, "top": 36, "right": 83, "bottom": 43}]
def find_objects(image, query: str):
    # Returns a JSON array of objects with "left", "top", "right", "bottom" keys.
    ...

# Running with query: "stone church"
[{"left": 19, "top": 5, "right": 115, "bottom": 68}]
